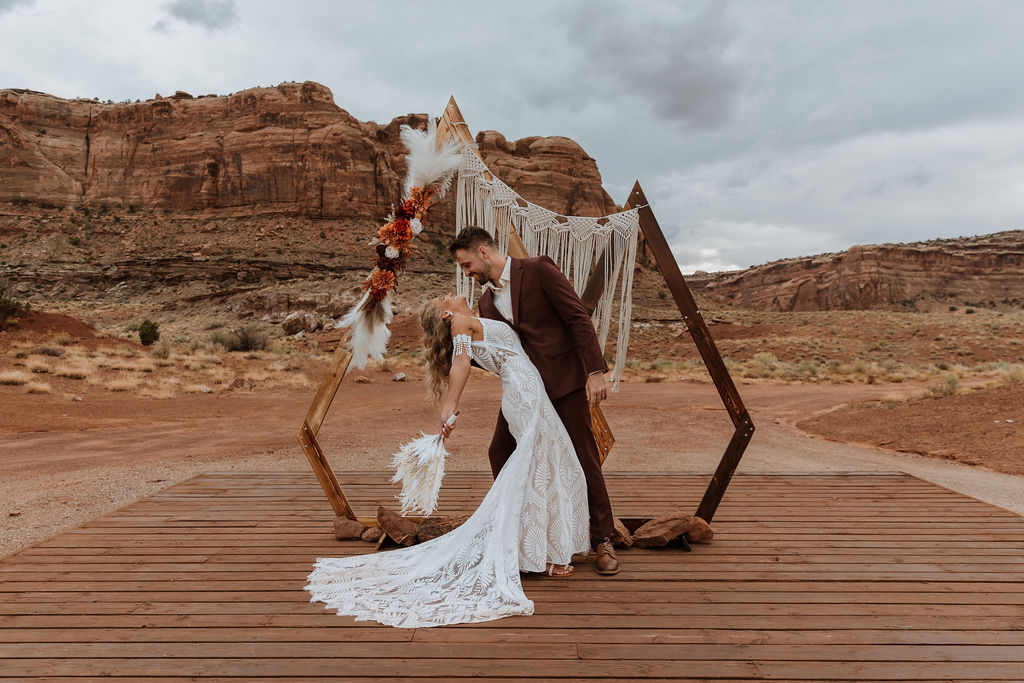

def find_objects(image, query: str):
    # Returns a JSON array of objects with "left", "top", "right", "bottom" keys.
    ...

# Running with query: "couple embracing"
[{"left": 306, "top": 227, "right": 620, "bottom": 628}]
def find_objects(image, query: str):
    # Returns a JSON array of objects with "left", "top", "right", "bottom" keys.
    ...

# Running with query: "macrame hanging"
[{"left": 454, "top": 151, "right": 641, "bottom": 388}]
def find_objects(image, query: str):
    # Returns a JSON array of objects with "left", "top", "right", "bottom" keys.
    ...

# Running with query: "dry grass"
[
  {"left": 138, "top": 384, "right": 176, "bottom": 399},
  {"left": 25, "top": 381, "right": 52, "bottom": 394},
  {"left": 52, "top": 332, "right": 75, "bottom": 346},
  {"left": 0, "top": 370, "right": 31, "bottom": 386},
  {"left": 105, "top": 377, "right": 140, "bottom": 392},
  {"left": 54, "top": 363, "right": 90, "bottom": 380},
  {"left": 925, "top": 375, "right": 959, "bottom": 398},
  {"left": 994, "top": 363, "right": 1024, "bottom": 385},
  {"left": 27, "top": 357, "right": 51, "bottom": 373},
  {"left": 111, "top": 345, "right": 137, "bottom": 359},
  {"left": 150, "top": 340, "right": 172, "bottom": 359}
]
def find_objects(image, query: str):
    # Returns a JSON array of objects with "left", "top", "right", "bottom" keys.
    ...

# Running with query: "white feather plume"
[
  {"left": 337, "top": 290, "right": 393, "bottom": 369},
  {"left": 401, "top": 116, "right": 463, "bottom": 201},
  {"left": 390, "top": 432, "right": 447, "bottom": 516}
]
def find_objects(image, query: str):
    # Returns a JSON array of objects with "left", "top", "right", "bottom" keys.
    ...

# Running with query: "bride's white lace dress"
[{"left": 305, "top": 317, "right": 590, "bottom": 627}]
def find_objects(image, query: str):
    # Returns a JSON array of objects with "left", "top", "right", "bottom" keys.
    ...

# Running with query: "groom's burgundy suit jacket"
[{"left": 477, "top": 255, "right": 608, "bottom": 401}]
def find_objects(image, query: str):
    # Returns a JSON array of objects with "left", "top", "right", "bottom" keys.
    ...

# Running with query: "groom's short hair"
[{"left": 449, "top": 227, "right": 496, "bottom": 254}]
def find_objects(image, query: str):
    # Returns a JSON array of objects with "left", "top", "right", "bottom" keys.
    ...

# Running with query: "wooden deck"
[{"left": 2, "top": 471, "right": 1023, "bottom": 681}]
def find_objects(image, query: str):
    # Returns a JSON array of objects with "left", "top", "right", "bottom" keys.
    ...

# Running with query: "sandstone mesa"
[{"left": 1, "top": 80, "right": 1022, "bottom": 314}]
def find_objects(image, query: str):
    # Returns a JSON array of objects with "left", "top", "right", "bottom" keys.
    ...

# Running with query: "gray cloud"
[
  {"left": 158, "top": 0, "right": 238, "bottom": 31},
  {"left": 526, "top": 0, "right": 741, "bottom": 129},
  {"left": 2, "top": 0, "right": 1023, "bottom": 273},
  {"left": 0, "top": 0, "right": 34, "bottom": 14}
]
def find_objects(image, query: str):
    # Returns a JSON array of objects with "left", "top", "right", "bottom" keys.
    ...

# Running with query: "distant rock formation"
[
  {"left": 0, "top": 82, "right": 616, "bottom": 218},
  {"left": 688, "top": 231, "right": 1024, "bottom": 311}
]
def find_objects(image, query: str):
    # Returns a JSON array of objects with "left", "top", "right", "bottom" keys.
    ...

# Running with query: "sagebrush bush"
[
  {"left": 138, "top": 319, "right": 160, "bottom": 346},
  {"left": 926, "top": 375, "right": 959, "bottom": 398},
  {"left": 0, "top": 282, "right": 30, "bottom": 331},
  {"left": 211, "top": 324, "right": 269, "bottom": 352},
  {"left": 150, "top": 339, "right": 172, "bottom": 359}
]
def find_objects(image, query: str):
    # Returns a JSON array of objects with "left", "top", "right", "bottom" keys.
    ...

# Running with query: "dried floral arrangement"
[{"left": 338, "top": 117, "right": 462, "bottom": 367}]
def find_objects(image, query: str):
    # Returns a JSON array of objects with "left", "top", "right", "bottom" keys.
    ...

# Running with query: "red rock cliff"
[
  {"left": 688, "top": 231, "right": 1024, "bottom": 312},
  {"left": 0, "top": 82, "right": 616, "bottom": 218}
]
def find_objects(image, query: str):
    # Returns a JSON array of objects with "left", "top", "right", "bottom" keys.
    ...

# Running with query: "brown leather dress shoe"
[{"left": 595, "top": 538, "right": 620, "bottom": 575}]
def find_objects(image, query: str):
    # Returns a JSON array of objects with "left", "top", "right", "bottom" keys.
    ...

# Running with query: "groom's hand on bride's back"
[{"left": 586, "top": 372, "right": 608, "bottom": 406}]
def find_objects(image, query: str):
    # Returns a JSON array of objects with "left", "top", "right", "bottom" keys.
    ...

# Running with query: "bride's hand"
[{"left": 440, "top": 406, "right": 457, "bottom": 438}]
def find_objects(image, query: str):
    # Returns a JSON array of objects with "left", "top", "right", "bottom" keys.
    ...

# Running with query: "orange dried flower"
[
  {"left": 364, "top": 268, "right": 396, "bottom": 300},
  {"left": 407, "top": 186, "right": 435, "bottom": 218},
  {"left": 379, "top": 219, "right": 412, "bottom": 246}
]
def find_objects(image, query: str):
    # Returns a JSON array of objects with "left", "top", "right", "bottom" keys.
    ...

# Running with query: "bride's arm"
[{"left": 440, "top": 314, "right": 473, "bottom": 436}]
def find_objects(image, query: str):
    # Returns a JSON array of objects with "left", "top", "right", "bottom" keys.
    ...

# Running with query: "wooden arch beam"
[{"left": 626, "top": 182, "right": 755, "bottom": 521}]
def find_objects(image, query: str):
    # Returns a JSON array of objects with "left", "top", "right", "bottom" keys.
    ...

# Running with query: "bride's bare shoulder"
[{"left": 450, "top": 313, "right": 483, "bottom": 340}]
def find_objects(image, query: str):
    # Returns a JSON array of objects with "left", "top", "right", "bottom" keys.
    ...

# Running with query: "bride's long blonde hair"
[{"left": 420, "top": 302, "right": 453, "bottom": 404}]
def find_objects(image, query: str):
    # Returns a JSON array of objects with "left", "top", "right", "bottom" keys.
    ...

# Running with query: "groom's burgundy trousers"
[{"left": 487, "top": 386, "right": 614, "bottom": 543}]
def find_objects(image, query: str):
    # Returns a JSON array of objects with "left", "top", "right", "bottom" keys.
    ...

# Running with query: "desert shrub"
[
  {"left": 150, "top": 339, "right": 172, "bottom": 359},
  {"left": 234, "top": 325, "right": 268, "bottom": 351},
  {"left": 0, "top": 282, "right": 30, "bottom": 331},
  {"left": 0, "top": 371, "right": 31, "bottom": 385},
  {"left": 926, "top": 375, "right": 959, "bottom": 398},
  {"left": 55, "top": 364, "right": 89, "bottom": 380},
  {"left": 27, "top": 358, "right": 51, "bottom": 373},
  {"left": 53, "top": 332, "right": 75, "bottom": 346},
  {"left": 106, "top": 378, "right": 139, "bottom": 392},
  {"left": 211, "top": 324, "right": 268, "bottom": 352},
  {"left": 998, "top": 364, "right": 1024, "bottom": 385},
  {"left": 138, "top": 319, "right": 160, "bottom": 346},
  {"left": 30, "top": 345, "right": 64, "bottom": 357},
  {"left": 25, "top": 381, "right": 52, "bottom": 394},
  {"left": 113, "top": 344, "right": 137, "bottom": 358}
]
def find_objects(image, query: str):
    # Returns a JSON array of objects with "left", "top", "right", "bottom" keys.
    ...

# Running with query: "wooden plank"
[{"left": 2, "top": 471, "right": 1023, "bottom": 681}]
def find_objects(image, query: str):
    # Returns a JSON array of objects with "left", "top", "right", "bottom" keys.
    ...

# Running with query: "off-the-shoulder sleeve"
[{"left": 452, "top": 333, "right": 473, "bottom": 362}]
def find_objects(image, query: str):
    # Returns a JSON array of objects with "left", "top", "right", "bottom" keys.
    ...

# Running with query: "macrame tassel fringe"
[{"left": 455, "top": 150, "right": 641, "bottom": 389}]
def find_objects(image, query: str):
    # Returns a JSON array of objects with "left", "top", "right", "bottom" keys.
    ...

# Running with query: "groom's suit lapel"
[{"left": 510, "top": 257, "right": 523, "bottom": 329}]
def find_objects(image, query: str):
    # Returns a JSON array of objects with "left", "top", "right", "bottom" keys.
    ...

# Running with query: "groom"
[{"left": 447, "top": 227, "right": 620, "bottom": 575}]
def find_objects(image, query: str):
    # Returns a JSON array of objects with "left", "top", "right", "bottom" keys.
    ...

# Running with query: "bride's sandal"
[{"left": 544, "top": 563, "right": 574, "bottom": 577}]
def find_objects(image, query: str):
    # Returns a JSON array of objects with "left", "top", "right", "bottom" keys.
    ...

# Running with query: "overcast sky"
[{"left": 2, "top": 0, "right": 1023, "bottom": 272}]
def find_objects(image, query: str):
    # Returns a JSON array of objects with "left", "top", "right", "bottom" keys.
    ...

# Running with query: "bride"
[{"left": 305, "top": 293, "right": 591, "bottom": 628}]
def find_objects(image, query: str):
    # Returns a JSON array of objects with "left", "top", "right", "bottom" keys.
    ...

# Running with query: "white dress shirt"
[{"left": 484, "top": 256, "right": 513, "bottom": 323}]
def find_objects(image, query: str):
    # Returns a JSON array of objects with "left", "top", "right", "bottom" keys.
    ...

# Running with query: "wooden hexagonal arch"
[{"left": 297, "top": 97, "right": 754, "bottom": 525}]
